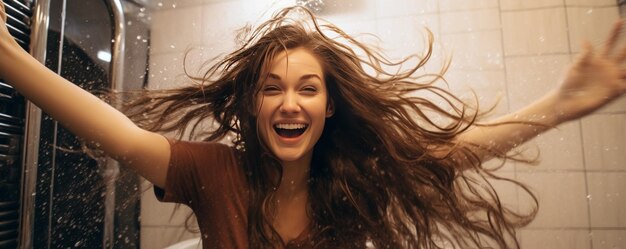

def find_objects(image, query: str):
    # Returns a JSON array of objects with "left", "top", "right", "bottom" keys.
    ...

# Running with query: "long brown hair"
[{"left": 122, "top": 6, "right": 537, "bottom": 248}]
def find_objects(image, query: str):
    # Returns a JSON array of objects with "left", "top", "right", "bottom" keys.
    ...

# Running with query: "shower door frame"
[{"left": 19, "top": 0, "right": 129, "bottom": 248}]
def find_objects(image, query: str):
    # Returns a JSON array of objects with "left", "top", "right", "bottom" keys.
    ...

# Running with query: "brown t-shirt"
[{"left": 154, "top": 139, "right": 311, "bottom": 249}]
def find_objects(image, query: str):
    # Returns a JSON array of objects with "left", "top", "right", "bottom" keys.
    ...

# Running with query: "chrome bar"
[
  {"left": 103, "top": 0, "right": 125, "bottom": 248},
  {"left": 19, "top": 0, "right": 51, "bottom": 248}
]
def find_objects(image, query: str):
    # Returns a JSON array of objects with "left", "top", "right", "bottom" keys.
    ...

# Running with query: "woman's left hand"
[{"left": 554, "top": 20, "right": 626, "bottom": 122}]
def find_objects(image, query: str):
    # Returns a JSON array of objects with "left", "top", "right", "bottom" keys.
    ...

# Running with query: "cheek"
[
  {"left": 255, "top": 94, "right": 276, "bottom": 120},
  {"left": 309, "top": 98, "right": 330, "bottom": 118},
  {"left": 254, "top": 95, "right": 264, "bottom": 116},
  {"left": 256, "top": 98, "right": 274, "bottom": 119},
  {"left": 255, "top": 98, "right": 278, "bottom": 137}
]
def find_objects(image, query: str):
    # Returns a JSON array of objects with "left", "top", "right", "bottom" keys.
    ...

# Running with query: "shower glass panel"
[{"left": 28, "top": 0, "right": 145, "bottom": 248}]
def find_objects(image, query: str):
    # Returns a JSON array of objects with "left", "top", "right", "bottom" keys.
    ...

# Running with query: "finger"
[
  {"left": 617, "top": 45, "right": 626, "bottom": 63},
  {"left": 602, "top": 20, "right": 623, "bottom": 56},
  {"left": 577, "top": 40, "right": 594, "bottom": 66}
]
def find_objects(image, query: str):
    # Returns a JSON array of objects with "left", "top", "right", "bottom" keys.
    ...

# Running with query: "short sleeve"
[{"left": 153, "top": 138, "right": 236, "bottom": 207}]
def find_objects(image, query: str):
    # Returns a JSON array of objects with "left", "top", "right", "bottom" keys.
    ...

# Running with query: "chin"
[
  {"left": 273, "top": 148, "right": 306, "bottom": 163},
  {"left": 270, "top": 141, "right": 318, "bottom": 164}
]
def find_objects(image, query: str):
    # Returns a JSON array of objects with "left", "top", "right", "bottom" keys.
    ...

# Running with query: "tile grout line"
[
  {"left": 561, "top": 1, "right": 596, "bottom": 248},
  {"left": 495, "top": 2, "right": 525, "bottom": 245},
  {"left": 500, "top": 4, "right": 617, "bottom": 13}
]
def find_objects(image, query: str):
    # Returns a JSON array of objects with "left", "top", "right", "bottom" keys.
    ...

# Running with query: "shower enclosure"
[{"left": 0, "top": 0, "right": 149, "bottom": 248}]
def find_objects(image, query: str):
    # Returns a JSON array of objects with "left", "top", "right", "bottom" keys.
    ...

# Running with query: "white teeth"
[{"left": 274, "top": 123, "right": 308, "bottom": 129}]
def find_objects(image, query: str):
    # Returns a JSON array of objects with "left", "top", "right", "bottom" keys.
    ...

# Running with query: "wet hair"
[{"left": 121, "top": 6, "right": 537, "bottom": 249}]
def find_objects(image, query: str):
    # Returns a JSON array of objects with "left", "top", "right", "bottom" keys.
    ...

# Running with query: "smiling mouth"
[{"left": 273, "top": 123, "right": 309, "bottom": 138}]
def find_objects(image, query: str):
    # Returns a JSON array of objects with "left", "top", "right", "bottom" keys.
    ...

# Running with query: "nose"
[{"left": 279, "top": 91, "right": 301, "bottom": 114}]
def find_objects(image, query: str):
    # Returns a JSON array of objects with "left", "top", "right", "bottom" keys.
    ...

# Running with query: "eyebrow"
[{"left": 268, "top": 73, "right": 322, "bottom": 81}]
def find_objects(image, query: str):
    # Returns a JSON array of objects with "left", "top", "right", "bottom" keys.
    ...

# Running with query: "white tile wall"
[
  {"left": 591, "top": 230, "right": 626, "bottom": 249},
  {"left": 504, "top": 54, "right": 571, "bottom": 110},
  {"left": 332, "top": 19, "right": 380, "bottom": 37},
  {"left": 446, "top": 69, "right": 506, "bottom": 92},
  {"left": 441, "top": 30, "right": 504, "bottom": 71},
  {"left": 148, "top": 47, "right": 228, "bottom": 90},
  {"left": 516, "top": 121, "right": 585, "bottom": 171},
  {"left": 500, "top": 0, "right": 563, "bottom": 10},
  {"left": 519, "top": 229, "right": 591, "bottom": 249},
  {"left": 147, "top": 53, "right": 187, "bottom": 90},
  {"left": 566, "top": 6, "right": 620, "bottom": 53},
  {"left": 200, "top": 0, "right": 246, "bottom": 48},
  {"left": 141, "top": 226, "right": 199, "bottom": 249},
  {"left": 239, "top": 0, "right": 296, "bottom": 26},
  {"left": 142, "top": 0, "right": 228, "bottom": 10},
  {"left": 316, "top": 0, "right": 379, "bottom": 24},
  {"left": 375, "top": 14, "right": 440, "bottom": 60},
  {"left": 438, "top": 0, "right": 498, "bottom": 11},
  {"left": 581, "top": 114, "right": 626, "bottom": 171},
  {"left": 445, "top": 70, "right": 509, "bottom": 118},
  {"left": 565, "top": 0, "right": 617, "bottom": 7},
  {"left": 140, "top": 187, "right": 195, "bottom": 226},
  {"left": 483, "top": 157, "right": 517, "bottom": 172},
  {"left": 150, "top": 7, "right": 203, "bottom": 54},
  {"left": 439, "top": 8, "right": 500, "bottom": 34},
  {"left": 375, "top": 0, "right": 438, "bottom": 18},
  {"left": 598, "top": 94, "right": 626, "bottom": 113},
  {"left": 488, "top": 172, "right": 519, "bottom": 210},
  {"left": 517, "top": 172, "right": 589, "bottom": 228},
  {"left": 501, "top": 8, "right": 569, "bottom": 56},
  {"left": 587, "top": 173, "right": 626, "bottom": 228},
  {"left": 319, "top": 19, "right": 385, "bottom": 69}
]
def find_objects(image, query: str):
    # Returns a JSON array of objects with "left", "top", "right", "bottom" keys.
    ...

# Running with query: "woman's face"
[{"left": 256, "top": 47, "right": 333, "bottom": 164}]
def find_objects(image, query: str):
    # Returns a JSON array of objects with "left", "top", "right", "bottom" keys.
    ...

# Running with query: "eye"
[
  {"left": 301, "top": 86, "right": 318, "bottom": 94},
  {"left": 262, "top": 85, "right": 281, "bottom": 95}
]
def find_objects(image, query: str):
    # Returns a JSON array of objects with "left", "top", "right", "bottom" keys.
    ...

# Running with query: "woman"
[{"left": 1, "top": 4, "right": 625, "bottom": 249}]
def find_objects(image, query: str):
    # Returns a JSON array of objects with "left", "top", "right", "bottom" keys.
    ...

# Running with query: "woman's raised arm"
[
  {"left": 459, "top": 20, "right": 626, "bottom": 162},
  {"left": 0, "top": 1, "right": 169, "bottom": 188}
]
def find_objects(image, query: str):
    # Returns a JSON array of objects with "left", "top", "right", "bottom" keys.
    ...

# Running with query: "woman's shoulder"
[{"left": 166, "top": 138, "right": 238, "bottom": 164}]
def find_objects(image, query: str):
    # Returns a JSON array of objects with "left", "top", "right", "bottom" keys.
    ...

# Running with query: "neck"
[{"left": 275, "top": 153, "right": 312, "bottom": 200}]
